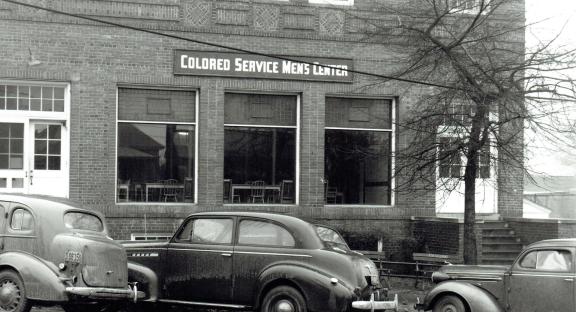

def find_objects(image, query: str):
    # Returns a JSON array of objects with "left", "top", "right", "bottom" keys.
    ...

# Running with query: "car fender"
[
  {"left": 423, "top": 281, "right": 504, "bottom": 312},
  {"left": 256, "top": 263, "right": 354, "bottom": 312},
  {"left": 0, "top": 251, "right": 67, "bottom": 301},
  {"left": 127, "top": 261, "right": 159, "bottom": 301}
]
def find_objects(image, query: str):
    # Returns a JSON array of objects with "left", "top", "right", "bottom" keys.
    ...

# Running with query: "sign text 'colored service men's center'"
[{"left": 174, "top": 50, "right": 354, "bottom": 83}]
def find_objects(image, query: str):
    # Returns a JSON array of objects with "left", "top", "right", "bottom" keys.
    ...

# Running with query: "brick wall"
[
  {"left": 0, "top": 0, "right": 525, "bottom": 248},
  {"left": 506, "top": 218, "right": 576, "bottom": 246}
]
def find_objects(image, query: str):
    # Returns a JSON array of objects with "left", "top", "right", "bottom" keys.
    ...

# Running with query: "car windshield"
[
  {"left": 64, "top": 212, "right": 104, "bottom": 232},
  {"left": 315, "top": 225, "right": 350, "bottom": 251}
]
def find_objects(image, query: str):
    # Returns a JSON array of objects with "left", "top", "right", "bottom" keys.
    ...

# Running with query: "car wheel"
[
  {"left": 0, "top": 270, "right": 31, "bottom": 312},
  {"left": 433, "top": 295, "right": 467, "bottom": 312},
  {"left": 261, "top": 286, "right": 307, "bottom": 312}
]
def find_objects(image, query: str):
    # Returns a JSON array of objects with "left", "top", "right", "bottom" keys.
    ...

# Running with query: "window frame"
[
  {"left": 9, "top": 207, "right": 35, "bottom": 232},
  {"left": 324, "top": 96, "right": 395, "bottom": 207},
  {"left": 448, "top": 0, "right": 491, "bottom": 15},
  {"left": 115, "top": 86, "right": 199, "bottom": 205},
  {"left": 223, "top": 91, "right": 300, "bottom": 206},
  {"left": 515, "top": 248, "right": 574, "bottom": 273},
  {"left": 173, "top": 217, "right": 235, "bottom": 246},
  {"left": 236, "top": 218, "right": 297, "bottom": 249}
]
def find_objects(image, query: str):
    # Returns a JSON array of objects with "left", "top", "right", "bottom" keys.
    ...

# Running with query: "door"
[
  {"left": 0, "top": 122, "right": 26, "bottom": 192},
  {"left": 163, "top": 217, "right": 234, "bottom": 303},
  {"left": 508, "top": 248, "right": 575, "bottom": 312},
  {"left": 232, "top": 218, "right": 302, "bottom": 305},
  {"left": 27, "top": 121, "right": 68, "bottom": 197}
]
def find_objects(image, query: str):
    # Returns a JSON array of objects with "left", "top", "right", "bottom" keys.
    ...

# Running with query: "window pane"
[
  {"left": 6, "top": 98, "right": 16, "bottom": 110},
  {"left": 6, "top": 85, "right": 17, "bottom": 97},
  {"left": 536, "top": 250, "right": 572, "bottom": 272},
  {"left": 48, "top": 156, "right": 61, "bottom": 170},
  {"left": 18, "top": 98, "right": 29, "bottom": 111},
  {"left": 117, "top": 123, "right": 195, "bottom": 203},
  {"left": 64, "top": 212, "right": 104, "bottom": 232},
  {"left": 224, "top": 93, "right": 297, "bottom": 126},
  {"left": 49, "top": 125, "right": 61, "bottom": 139},
  {"left": 326, "top": 97, "right": 392, "bottom": 129},
  {"left": 10, "top": 139, "right": 23, "bottom": 154},
  {"left": 118, "top": 88, "right": 196, "bottom": 123},
  {"left": 11, "top": 124, "right": 23, "bottom": 138},
  {"left": 10, "top": 209, "right": 22, "bottom": 230},
  {"left": 238, "top": 220, "right": 295, "bottom": 247},
  {"left": 9, "top": 155, "right": 23, "bottom": 169},
  {"left": 30, "top": 98, "right": 41, "bottom": 111},
  {"left": 191, "top": 219, "right": 233, "bottom": 244},
  {"left": 35, "top": 124, "right": 47, "bottom": 139},
  {"left": 325, "top": 129, "right": 391, "bottom": 205},
  {"left": 35, "top": 156, "right": 47, "bottom": 169},
  {"left": 0, "top": 124, "right": 8, "bottom": 137},
  {"left": 224, "top": 127, "right": 295, "bottom": 204},
  {"left": 12, "top": 178, "right": 23, "bottom": 188},
  {"left": 0, "top": 98, "right": 5, "bottom": 110},
  {"left": 0, "top": 140, "right": 7, "bottom": 153},
  {"left": 0, "top": 155, "right": 8, "bottom": 169},
  {"left": 35, "top": 140, "right": 47, "bottom": 154},
  {"left": 30, "top": 86, "right": 41, "bottom": 98},
  {"left": 49, "top": 141, "right": 61, "bottom": 155},
  {"left": 54, "top": 87, "right": 65, "bottom": 99},
  {"left": 53, "top": 99, "right": 64, "bottom": 112}
]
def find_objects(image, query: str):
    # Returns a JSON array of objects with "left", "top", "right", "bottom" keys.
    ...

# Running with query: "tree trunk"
[{"left": 463, "top": 159, "right": 478, "bottom": 264}]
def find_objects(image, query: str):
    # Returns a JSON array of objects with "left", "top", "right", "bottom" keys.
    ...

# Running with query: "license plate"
[{"left": 64, "top": 250, "right": 82, "bottom": 263}]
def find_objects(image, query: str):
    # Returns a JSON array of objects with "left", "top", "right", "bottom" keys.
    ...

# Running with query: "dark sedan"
[{"left": 124, "top": 212, "right": 397, "bottom": 312}]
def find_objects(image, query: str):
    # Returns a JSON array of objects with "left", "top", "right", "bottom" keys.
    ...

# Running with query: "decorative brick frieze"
[
  {"left": 213, "top": 3, "right": 251, "bottom": 26},
  {"left": 282, "top": 8, "right": 316, "bottom": 31},
  {"left": 182, "top": 0, "right": 211, "bottom": 27},
  {"left": 254, "top": 5, "right": 280, "bottom": 31},
  {"left": 319, "top": 9, "right": 344, "bottom": 35},
  {"left": 50, "top": 0, "right": 180, "bottom": 21}
]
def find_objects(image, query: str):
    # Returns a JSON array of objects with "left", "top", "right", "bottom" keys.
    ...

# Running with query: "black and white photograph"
[{"left": 0, "top": 0, "right": 575, "bottom": 311}]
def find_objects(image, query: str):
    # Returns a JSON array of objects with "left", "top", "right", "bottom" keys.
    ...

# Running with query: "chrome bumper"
[
  {"left": 65, "top": 285, "right": 145, "bottom": 302},
  {"left": 352, "top": 293, "right": 398, "bottom": 311}
]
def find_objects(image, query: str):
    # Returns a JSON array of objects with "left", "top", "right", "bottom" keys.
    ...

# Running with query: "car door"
[
  {"left": 508, "top": 247, "right": 575, "bottom": 312},
  {"left": 232, "top": 218, "right": 306, "bottom": 305},
  {"left": 0, "top": 201, "right": 6, "bottom": 251},
  {"left": 163, "top": 217, "right": 235, "bottom": 303}
]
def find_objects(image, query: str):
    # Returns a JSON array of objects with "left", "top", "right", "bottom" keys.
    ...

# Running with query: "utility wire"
[{"left": 1, "top": 0, "right": 458, "bottom": 90}]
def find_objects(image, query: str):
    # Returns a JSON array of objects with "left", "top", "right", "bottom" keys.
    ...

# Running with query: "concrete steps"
[{"left": 481, "top": 221, "right": 523, "bottom": 265}]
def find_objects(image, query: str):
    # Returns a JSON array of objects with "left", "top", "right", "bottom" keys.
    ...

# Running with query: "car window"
[
  {"left": 519, "top": 249, "right": 572, "bottom": 272},
  {"left": 11, "top": 208, "right": 34, "bottom": 231},
  {"left": 316, "top": 225, "right": 350, "bottom": 251},
  {"left": 238, "top": 220, "right": 295, "bottom": 247},
  {"left": 64, "top": 212, "right": 104, "bottom": 232},
  {"left": 180, "top": 218, "right": 233, "bottom": 245}
]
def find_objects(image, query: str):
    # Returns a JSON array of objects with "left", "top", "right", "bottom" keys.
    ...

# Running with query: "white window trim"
[
  {"left": 324, "top": 97, "right": 396, "bottom": 207},
  {"left": 449, "top": 0, "right": 491, "bottom": 15},
  {"left": 223, "top": 92, "right": 300, "bottom": 206},
  {"left": 115, "top": 87, "right": 199, "bottom": 205},
  {"left": 309, "top": 0, "right": 354, "bottom": 6}
]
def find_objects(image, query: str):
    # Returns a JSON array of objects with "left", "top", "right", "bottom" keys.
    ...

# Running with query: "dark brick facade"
[{"left": 0, "top": 0, "right": 525, "bottom": 256}]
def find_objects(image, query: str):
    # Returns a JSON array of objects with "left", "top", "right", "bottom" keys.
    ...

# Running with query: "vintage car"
[
  {"left": 0, "top": 194, "right": 143, "bottom": 312},
  {"left": 124, "top": 211, "right": 398, "bottom": 312},
  {"left": 416, "top": 238, "right": 576, "bottom": 312}
]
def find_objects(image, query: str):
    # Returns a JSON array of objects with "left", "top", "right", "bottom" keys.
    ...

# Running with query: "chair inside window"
[
  {"left": 117, "top": 179, "right": 130, "bottom": 202},
  {"left": 162, "top": 179, "right": 179, "bottom": 202},
  {"left": 279, "top": 180, "right": 294, "bottom": 204},
  {"left": 250, "top": 180, "right": 265, "bottom": 203},
  {"left": 183, "top": 177, "right": 194, "bottom": 202},
  {"left": 325, "top": 185, "right": 343, "bottom": 204}
]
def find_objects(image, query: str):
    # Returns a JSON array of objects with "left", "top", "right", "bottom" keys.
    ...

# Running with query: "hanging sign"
[{"left": 174, "top": 50, "right": 353, "bottom": 83}]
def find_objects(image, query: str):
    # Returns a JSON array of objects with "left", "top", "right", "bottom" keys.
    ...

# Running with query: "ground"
[{"left": 31, "top": 278, "right": 429, "bottom": 312}]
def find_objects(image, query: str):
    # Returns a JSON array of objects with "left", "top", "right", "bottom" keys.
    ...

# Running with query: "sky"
[{"left": 525, "top": 0, "right": 576, "bottom": 176}]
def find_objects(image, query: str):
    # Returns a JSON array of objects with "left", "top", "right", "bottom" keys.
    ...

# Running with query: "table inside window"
[
  {"left": 231, "top": 184, "right": 281, "bottom": 203},
  {"left": 145, "top": 182, "right": 184, "bottom": 202}
]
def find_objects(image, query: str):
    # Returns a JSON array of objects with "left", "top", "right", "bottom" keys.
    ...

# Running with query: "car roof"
[
  {"left": 527, "top": 238, "right": 576, "bottom": 249},
  {"left": 189, "top": 211, "right": 312, "bottom": 228},
  {"left": 0, "top": 193, "right": 98, "bottom": 217}
]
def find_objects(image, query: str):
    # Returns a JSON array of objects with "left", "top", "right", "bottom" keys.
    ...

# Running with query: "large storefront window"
[
  {"left": 117, "top": 88, "right": 196, "bottom": 203},
  {"left": 224, "top": 93, "right": 297, "bottom": 204},
  {"left": 325, "top": 97, "right": 393, "bottom": 205}
]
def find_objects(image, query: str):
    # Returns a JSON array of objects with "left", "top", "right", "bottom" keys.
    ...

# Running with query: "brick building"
[{"left": 0, "top": 0, "right": 527, "bottom": 260}]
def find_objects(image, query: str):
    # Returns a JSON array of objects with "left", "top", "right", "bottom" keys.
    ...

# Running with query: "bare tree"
[{"left": 354, "top": 0, "right": 576, "bottom": 264}]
